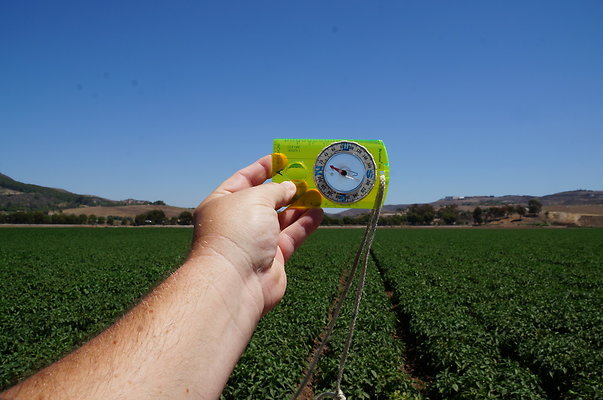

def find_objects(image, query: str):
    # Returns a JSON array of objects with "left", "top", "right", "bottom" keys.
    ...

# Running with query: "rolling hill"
[
  {"left": 2, "top": 173, "right": 601, "bottom": 222},
  {"left": 0, "top": 173, "right": 150, "bottom": 212},
  {"left": 335, "top": 190, "right": 603, "bottom": 217}
]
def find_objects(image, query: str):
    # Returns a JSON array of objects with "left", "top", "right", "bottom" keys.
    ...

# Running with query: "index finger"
[{"left": 203, "top": 155, "right": 272, "bottom": 203}]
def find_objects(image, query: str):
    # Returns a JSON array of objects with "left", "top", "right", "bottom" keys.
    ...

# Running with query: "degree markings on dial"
[{"left": 313, "top": 141, "right": 376, "bottom": 204}]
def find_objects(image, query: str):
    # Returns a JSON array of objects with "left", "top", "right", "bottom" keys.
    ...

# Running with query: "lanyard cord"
[{"left": 292, "top": 174, "right": 386, "bottom": 400}]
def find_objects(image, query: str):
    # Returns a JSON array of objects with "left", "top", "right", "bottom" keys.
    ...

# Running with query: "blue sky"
[{"left": 2, "top": 1, "right": 602, "bottom": 208}]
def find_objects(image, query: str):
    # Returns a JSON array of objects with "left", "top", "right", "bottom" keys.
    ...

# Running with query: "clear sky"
[{"left": 2, "top": 1, "right": 602, "bottom": 208}]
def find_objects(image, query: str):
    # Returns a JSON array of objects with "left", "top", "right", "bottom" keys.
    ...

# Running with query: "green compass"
[{"left": 272, "top": 139, "right": 389, "bottom": 209}]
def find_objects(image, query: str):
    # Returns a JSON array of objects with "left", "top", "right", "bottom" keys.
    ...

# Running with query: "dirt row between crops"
[
  {"left": 370, "top": 250, "right": 432, "bottom": 391},
  {"left": 295, "top": 266, "right": 352, "bottom": 399}
]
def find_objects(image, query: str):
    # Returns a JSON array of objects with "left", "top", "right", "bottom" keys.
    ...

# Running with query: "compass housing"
[{"left": 314, "top": 141, "right": 376, "bottom": 204}]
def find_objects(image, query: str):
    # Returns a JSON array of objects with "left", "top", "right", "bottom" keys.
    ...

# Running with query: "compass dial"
[{"left": 313, "top": 141, "right": 376, "bottom": 204}]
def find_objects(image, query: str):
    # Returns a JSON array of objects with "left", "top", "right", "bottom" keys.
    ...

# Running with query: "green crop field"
[{"left": 1, "top": 227, "right": 602, "bottom": 399}]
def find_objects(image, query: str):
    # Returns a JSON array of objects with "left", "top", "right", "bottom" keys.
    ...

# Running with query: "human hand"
[{"left": 190, "top": 155, "right": 323, "bottom": 314}]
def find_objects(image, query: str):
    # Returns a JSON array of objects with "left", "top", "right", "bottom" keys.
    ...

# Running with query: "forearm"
[{"left": 2, "top": 253, "right": 264, "bottom": 400}]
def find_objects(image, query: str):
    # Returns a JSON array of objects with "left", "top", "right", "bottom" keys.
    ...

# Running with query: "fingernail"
[{"left": 282, "top": 180, "right": 296, "bottom": 193}]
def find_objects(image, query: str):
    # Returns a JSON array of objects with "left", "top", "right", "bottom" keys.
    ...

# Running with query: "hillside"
[
  {"left": 3, "top": 173, "right": 601, "bottom": 223},
  {"left": 334, "top": 189, "right": 603, "bottom": 217},
  {"left": 432, "top": 190, "right": 603, "bottom": 207},
  {"left": 0, "top": 173, "right": 150, "bottom": 212}
]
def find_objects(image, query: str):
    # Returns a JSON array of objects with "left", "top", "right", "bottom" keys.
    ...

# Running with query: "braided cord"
[{"left": 292, "top": 174, "right": 386, "bottom": 400}]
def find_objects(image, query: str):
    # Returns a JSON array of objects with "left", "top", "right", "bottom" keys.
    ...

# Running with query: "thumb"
[{"left": 252, "top": 181, "right": 297, "bottom": 209}]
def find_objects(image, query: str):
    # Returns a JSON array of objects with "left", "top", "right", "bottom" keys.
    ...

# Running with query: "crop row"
[
  {"left": 372, "top": 229, "right": 603, "bottom": 400},
  {"left": 220, "top": 229, "right": 348, "bottom": 398},
  {"left": 313, "top": 236, "right": 421, "bottom": 399},
  {"left": 222, "top": 229, "right": 421, "bottom": 399},
  {"left": 0, "top": 228, "right": 191, "bottom": 389}
]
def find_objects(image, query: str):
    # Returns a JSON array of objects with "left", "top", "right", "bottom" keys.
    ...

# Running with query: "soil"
[
  {"left": 543, "top": 204, "right": 603, "bottom": 214},
  {"left": 59, "top": 204, "right": 192, "bottom": 218}
]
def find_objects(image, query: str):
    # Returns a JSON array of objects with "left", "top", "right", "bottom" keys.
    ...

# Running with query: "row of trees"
[
  {"left": 0, "top": 210, "right": 195, "bottom": 226},
  {"left": 133, "top": 210, "right": 193, "bottom": 225},
  {"left": 322, "top": 213, "right": 407, "bottom": 226},
  {"left": 321, "top": 199, "right": 543, "bottom": 226},
  {"left": 2, "top": 200, "right": 544, "bottom": 227},
  {"left": 473, "top": 199, "right": 542, "bottom": 224}
]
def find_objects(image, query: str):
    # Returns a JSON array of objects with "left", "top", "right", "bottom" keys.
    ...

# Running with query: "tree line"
[
  {"left": 321, "top": 199, "right": 543, "bottom": 226},
  {"left": 2, "top": 200, "right": 544, "bottom": 227},
  {"left": 0, "top": 210, "right": 194, "bottom": 226}
]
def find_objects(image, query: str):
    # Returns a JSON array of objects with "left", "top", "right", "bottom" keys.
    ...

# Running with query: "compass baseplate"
[{"left": 272, "top": 139, "right": 389, "bottom": 209}]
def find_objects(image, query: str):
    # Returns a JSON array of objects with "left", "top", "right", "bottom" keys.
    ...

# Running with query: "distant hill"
[
  {"left": 2, "top": 173, "right": 601, "bottom": 221},
  {"left": 539, "top": 190, "right": 603, "bottom": 205},
  {"left": 430, "top": 190, "right": 603, "bottom": 207},
  {"left": 334, "top": 190, "right": 603, "bottom": 217},
  {"left": 0, "top": 173, "right": 150, "bottom": 212}
]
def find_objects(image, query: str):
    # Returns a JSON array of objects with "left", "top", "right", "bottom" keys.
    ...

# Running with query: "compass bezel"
[{"left": 313, "top": 141, "right": 377, "bottom": 204}]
